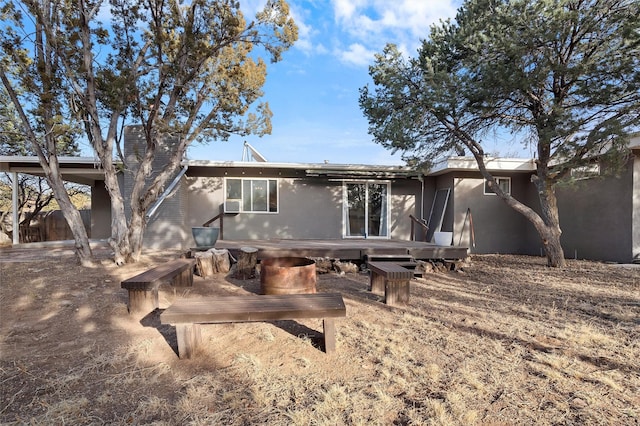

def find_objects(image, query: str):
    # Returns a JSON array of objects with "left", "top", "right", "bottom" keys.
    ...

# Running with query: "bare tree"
[{"left": 1, "top": 0, "right": 297, "bottom": 264}]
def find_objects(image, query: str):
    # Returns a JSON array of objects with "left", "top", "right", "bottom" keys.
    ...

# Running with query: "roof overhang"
[
  {"left": 183, "top": 159, "right": 419, "bottom": 179},
  {"left": 427, "top": 156, "right": 537, "bottom": 176},
  {"left": 0, "top": 156, "right": 106, "bottom": 185}
]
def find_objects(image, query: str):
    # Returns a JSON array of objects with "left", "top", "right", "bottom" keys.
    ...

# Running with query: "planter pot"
[
  {"left": 191, "top": 227, "right": 219, "bottom": 248},
  {"left": 433, "top": 231, "right": 453, "bottom": 246}
]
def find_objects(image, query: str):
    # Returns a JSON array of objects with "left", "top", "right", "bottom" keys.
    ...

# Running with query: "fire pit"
[{"left": 260, "top": 257, "right": 317, "bottom": 295}]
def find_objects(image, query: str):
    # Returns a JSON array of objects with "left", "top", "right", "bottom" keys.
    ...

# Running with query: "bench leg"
[
  {"left": 175, "top": 323, "right": 202, "bottom": 359},
  {"left": 369, "top": 272, "right": 385, "bottom": 296},
  {"left": 127, "top": 289, "right": 158, "bottom": 314},
  {"left": 323, "top": 318, "right": 337, "bottom": 353},
  {"left": 173, "top": 268, "right": 194, "bottom": 287},
  {"left": 385, "top": 279, "right": 410, "bottom": 306}
]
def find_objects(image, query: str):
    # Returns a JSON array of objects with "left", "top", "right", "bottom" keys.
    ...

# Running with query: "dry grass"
[{"left": 1, "top": 250, "right": 638, "bottom": 425}]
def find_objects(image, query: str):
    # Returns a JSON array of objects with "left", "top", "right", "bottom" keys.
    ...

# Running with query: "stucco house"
[{"left": 2, "top": 130, "right": 638, "bottom": 263}]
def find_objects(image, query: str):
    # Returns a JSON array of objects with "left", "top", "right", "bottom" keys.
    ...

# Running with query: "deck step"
[
  {"left": 363, "top": 255, "right": 423, "bottom": 277},
  {"left": 364, "top": 254, "right": 415, "bottom": 263}
]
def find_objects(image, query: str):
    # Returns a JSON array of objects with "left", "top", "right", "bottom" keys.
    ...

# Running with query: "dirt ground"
[{"left": 0, "top": 247, "right": 638, "bottom": 425}]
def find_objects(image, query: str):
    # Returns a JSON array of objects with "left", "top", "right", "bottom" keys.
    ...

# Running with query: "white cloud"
[
  {"left": 333, "top": 0, "right": 369, "bottom": 21},
  {"left": 288, "top": 2, "right": 333, "bottom": 56},
  {"left": 329, "top": 0, "right": 459, "bottom": 62},
  {"left": 337, "top": 43, "right": 376, "bottom": 67}
]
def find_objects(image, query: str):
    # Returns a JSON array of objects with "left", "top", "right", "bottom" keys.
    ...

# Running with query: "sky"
[{"left": 189, "top": 0, "right": 471, "bottom": 166}]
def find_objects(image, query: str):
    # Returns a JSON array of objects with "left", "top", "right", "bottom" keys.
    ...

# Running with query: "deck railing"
[
  {"left": 409, "top": 214, "right": 429, "bottom": 242},
  {"left": 202, "top": 212, "right": 224, "bottom": 240}
]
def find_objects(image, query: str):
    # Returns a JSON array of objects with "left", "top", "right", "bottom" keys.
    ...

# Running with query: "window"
[
  {"left": 343, "top": 181, "right": 389, "bottom": 238},
  {"left": 571, "top": 164, "right": 601, "bottom": 180},
  {"left": 225, "top": 178, "right": 278, "bottom": 213},
  {"left": 484, "top": 177, "right": 511, "bottom": 195}
]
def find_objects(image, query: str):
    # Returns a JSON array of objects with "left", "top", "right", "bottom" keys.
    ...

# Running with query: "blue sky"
[{"left": 189, "top": 0, "right": 470, "bottom": 165}]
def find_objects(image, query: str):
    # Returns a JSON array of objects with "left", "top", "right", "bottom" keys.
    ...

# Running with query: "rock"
[
  {"left": 334, "top": 260, "right": 358, "bottom": 274},
  {"left": 310, "top": 257, "right": 334, "bottom": 274},
  {"left": 0, "top": 231, "right": 11, "bottom": 245}
]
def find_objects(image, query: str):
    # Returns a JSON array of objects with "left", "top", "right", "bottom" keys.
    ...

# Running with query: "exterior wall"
[
  {"left": 417, "top": 178, "right": 436, "bottom": 242},
  {"left": 447, "top": 172, "right": 539, "bottom": 254},
  {"left": 186, "top": 172, "right": 421, "bottom": 243},
  {"left": 556, "top": 155, "right": 635, "bottom": 263},
  {"left": 389, "top": 178, "right": 422, "bottom": 240},
  {"left": 90, "top": 181, "right": 111, "bottom": 239},
  {"left": 144, "top": 179, "right": 190, "bottom": 249},
  {"left": 437, "top": 175, "right": 455, "bottom": 234},
  {"left": 188, "top": 175, "right": 342, "bottom": 240},
  {"left": 123, "top": 125, "right": 188, "bottom": 249}
]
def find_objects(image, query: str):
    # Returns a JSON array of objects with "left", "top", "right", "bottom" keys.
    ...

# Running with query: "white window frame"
[
  {"left": 571, "top": 164, "right": 601, "bottom": 180},
  {"left": 484, "top": 177, "right": 511, "bottom": 195},
  {"left": 224, "top": 177, "right": 279, "bottom": 213},
  {"left": 342, "top": 180, "right": 391, "bottom": 239}
]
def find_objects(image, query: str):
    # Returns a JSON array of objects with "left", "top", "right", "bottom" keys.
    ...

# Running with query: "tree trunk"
[
  {"left": 128, "top": 210, "right": 146, "bottom": 263},
  {"left": 533, "top": 180, "right": 566, "bottom": 267},
  {"left": 103, "top": 163, "right": 131, "bottom": 266},
  {"left": 476, "top": 156, "right": 566, "bottom": 268},
  {"left": 0, "top": 68, "right": 93, "bottom": 265},
  {"left": 47, "top": 169, "right": 94, "bottom": 266}
]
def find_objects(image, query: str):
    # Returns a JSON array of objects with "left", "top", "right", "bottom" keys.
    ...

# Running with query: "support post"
[
  {"left": 12, "top": 172, "right": 18, "bottom": 244},
  {"left": 127, "top": 288, "right": 159, "bottom": 314},
  {"left": 175, "top": 323, "right": 202, "bottom": 359},
  {"left": 173, "top": 267, "right": 194, "bottom": 287},
  {"left": 369, "top": 272, "right": 385, "bottom": 296},
  {"left": 323, "top": 318, "right": 336, "bottom": 353},
  {"left": 385, "top": 279, "right": 410, "bottom": 306}
]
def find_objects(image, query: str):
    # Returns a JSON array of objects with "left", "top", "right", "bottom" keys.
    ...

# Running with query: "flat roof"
[
  {"left": 428, "top": 156, "right": 537, "bottom": 176},
  {"left": 1, "top": 155, "right": 541, "bottom": 182},
  {"left": 183, "top": 159, "right": 419, "bottom": 178},
  {"left": 0, "top": 156, "right": 105, "bottom": 185}
]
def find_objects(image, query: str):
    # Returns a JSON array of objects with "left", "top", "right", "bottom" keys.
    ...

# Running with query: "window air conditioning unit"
[{"left": 225, "top": 200, "right": 241, "bottom": 213}]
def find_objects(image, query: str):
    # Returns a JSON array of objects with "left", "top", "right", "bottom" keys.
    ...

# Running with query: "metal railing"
[
  {"left": 202, "top": 212, "right": 224, "bottom": 240},
  {"left": 409, "top": 214, "right": 429, "bottom": 242}
]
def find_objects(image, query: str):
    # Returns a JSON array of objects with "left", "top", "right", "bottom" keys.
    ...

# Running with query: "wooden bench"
[
  {"left": 160, "top": 293, "right": 347, "bottom": 359},
  {"left": 367, "top": 261, "right": 413, "bottom": 306},
  {"left": 121, "top": 258, "right": 196, "bottom": 314}
]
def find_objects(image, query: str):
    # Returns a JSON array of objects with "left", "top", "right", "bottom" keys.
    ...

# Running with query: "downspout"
[
  {"left": 418, "top": 175, "right": 425, "bottom": 222},
  {"left": 145, "top": 165, "right": 188, "bottom": 220},
  {"left": 12, "top": 171, "right": 18, "bottom": 244}
]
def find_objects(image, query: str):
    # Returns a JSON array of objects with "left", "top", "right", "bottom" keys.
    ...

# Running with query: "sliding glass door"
[{"left": 344, "top": 182, "right": 389, "bottom": 238}]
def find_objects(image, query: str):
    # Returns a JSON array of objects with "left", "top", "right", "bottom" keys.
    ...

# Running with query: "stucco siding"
[
  {"left": 389, "top": 179, "right": 420, "bottom": 240},
  {"left": 143, "top": 181, "right": 189, "bottom": 249},
  {"left": 187, "top": 176, "right": 343, "bottom": 240},
  {"left": 451, "top": 174, "right": 538, "bottom": 255},
  {"left": 557, "top": 159, "right": 634, "bottom": 263},
  {"left": 186, "top": 175, "right": 419, "bottom": 241}
]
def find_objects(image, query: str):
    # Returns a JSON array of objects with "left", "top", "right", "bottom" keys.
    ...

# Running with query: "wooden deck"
[{"left": 213, "top": 239, "right": 467, "bottom": 261}]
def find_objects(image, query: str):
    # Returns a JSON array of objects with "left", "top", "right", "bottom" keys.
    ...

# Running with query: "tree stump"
[
  {"left": 194, "top": 249, "right": 230, "bottom": 277},
  {"left": 194, "top": 251, "right": 214, "bottom": 278},
  {"left": 210, "top": 248, "right": 231, "bottom": 273},
  {"left": 234, "top": 246, "right": 258, "bottom": 279}
]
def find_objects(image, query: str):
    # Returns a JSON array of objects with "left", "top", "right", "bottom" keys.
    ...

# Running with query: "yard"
[{"left": 0, "top": 248, "right": 638, "bottom": 425}]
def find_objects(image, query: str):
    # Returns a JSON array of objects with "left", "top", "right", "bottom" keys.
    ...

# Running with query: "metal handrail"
[
  {"left": 202, "top": 212, "right": 224, "bottom": 239},
  {"left": 409, "top": 214, "right": 429, "bottom": 242}
]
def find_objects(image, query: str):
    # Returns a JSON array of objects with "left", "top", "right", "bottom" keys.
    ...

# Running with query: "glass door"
[{"left": 344, "top": 182, "right": 389, "bottom": 238}]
